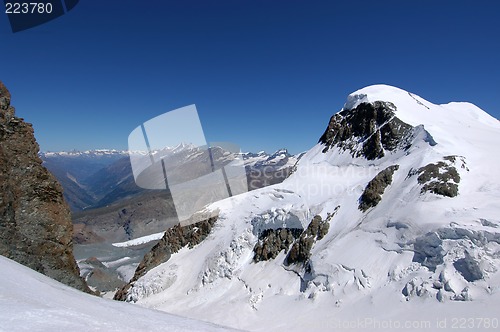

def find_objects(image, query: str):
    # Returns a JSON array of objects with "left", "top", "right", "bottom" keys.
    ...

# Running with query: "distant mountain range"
[
  {"left": 39, "top": 147, "right": 302, "bottom": 246},
  {"left": 40, "top": 147, "right": 302, "bottom": 212},
  {"left": 40, "top": 150, "right": 129, "bottom": 211}
]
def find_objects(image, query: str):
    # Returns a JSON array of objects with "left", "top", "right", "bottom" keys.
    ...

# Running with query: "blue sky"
[{"left": 1, "top": 0, "right": 499, "bottom": 154}]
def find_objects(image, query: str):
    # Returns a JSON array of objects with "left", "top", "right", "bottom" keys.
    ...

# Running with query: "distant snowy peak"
[
  {"left": 42, "top": 146, "right": 298, "bottom": 161},
  {"left": 41, "top": 149, "right": 129, "bottom": 158},
  {"left": 244, "top": 148, "right": 302, "bottom": 169},
  {"left": 40, "top": 146, "right": 197, "bottom": 159},
  {"left": 269, "top": 148, "right": 290, "bottom": 159},
  {"left": 40, "top": 146, "right": 301, "bottom": 172}
]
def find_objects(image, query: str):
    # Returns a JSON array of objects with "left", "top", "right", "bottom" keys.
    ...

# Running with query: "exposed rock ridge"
[
  {"left": 285, "top": 212, "right": 333, "bottom": 265},
  {"left": 114, "top": 216, "right": 218, "bottom": 300},
  {"left": 253, "top": 228, "right": 302, "bottom": 262},
  {"left": 251, "top": 210, "right": 336, "bottom": 266},
  {"left": 0, "top": 81, "right": 91, "bottom": 293},
  {"left": 319, "top": 101, "right": 415, "bottom": 159},
  {"left": 359, "top": 165, "right": 400, "bottom": 212},
  {"left": 416, "top": 156, "right": 463, "bottom": 197}
]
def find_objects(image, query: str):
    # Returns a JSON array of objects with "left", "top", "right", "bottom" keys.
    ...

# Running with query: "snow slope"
[
  {"left": 121, "top": 85, "right": 500, "bottom": 331},
  {"left": 0, "top": 256, "right": 237, "bottom": 332}
]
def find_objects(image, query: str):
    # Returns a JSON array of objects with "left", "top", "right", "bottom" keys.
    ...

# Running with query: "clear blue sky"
[{"left": 1, "top": 0, "right": 499, "bottom": 154}]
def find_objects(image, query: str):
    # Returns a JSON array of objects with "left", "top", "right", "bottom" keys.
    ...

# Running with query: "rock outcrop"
[
  {"left": 114, "top": 216, "right": 218, "bottom": 300},
  {"left": 319, "top": 101, "right": 414, "bottom": 159},
  {"left": 285, "top": 214, "right": 331, "bottom": 265},
  {"left": 416, "top": 157, "right": 462, "bottom": 197},
  {"left": 359, "top": 165, "right": 400, "bottom": 211},
  {"left": 0, "top": 81, "right": 91, "bottom": 293},
  {"left": 251, "top": 211, "right": 335, "bottom": 265},
  {"left": 253, "top": 228, "right": 302, "bottom": 262}
]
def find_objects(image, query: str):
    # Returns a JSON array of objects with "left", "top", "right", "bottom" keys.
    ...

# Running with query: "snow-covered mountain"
[
  {"left": 242, "top": 148, "right": 302, "bottom": 169},
  {"left": 116, "top": 85, "right": 500, "bottom": 331},
  {"left": 0, "top": 256, "right": 236, "bottom": 332}
]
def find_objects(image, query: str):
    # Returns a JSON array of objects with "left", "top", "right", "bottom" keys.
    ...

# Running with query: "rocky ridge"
[
  {"left": 319, "top": 101, "right": 416, "bottom": 159},
  {"left": 114, "top": 215, "right": 218, "bottom": 301},
  {"left": 0, "top": 81, "right": 91, "bottom": 293}
]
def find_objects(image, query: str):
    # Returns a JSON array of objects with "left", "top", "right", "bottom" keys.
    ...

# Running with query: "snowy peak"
[
  {"left": 319, "top": 100, "right": 419, "bottom": 160},
  {"left": 343, "top": 84, "right": 426, "bottom": 111},
  {"left": 346, "top": 84, "right": 500, "bottom": 129},
  {"left": 41, "top": 149, "right": 129, "bottom": 158},
  {"left": 318, "top": 84, "right": 500, "bottom": 163},
  {"left": 252, "top": 148, "right": 295, "bottom": 168},
  {"left": 352, "top": 85, "right": 498, "bottom": 142},
  {"left": 344, "top": 84, "right": 449, "bottom": 116},
  {"left": 269, "top": 148, "right": 290, "bottom": 159},
  {"left": 241, "top": 148, "right": 300, "bottom": 169}
]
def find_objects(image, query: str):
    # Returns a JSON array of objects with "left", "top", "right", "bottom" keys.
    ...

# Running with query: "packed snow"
[{"left": 0, "top": 255, "right": 236, "bottom": 332}]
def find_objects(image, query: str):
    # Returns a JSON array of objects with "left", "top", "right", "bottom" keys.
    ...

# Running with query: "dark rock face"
[
  {"left": 0, "top": 81, "right": 91, "bottom": 293},
  {"left": 285, "top": 214, "right": 331, "bottom": 265},
  {"left": 319, "top": 101, "right": 414, "bottom": 160},
  {"left": 417, "top": 160, "right": 460, "bottom": 197},
  {"left": 405, "top": 156, "right": 465, "bottom": 198},
  {"left": 251, "top": 211, "right": 335, "bottom": 266},
  {"left": 253, "top": 228, "right": 302, "bottom": 262},
  {"left": 114, "top": 216, "right": 217, "bottom": 301},
  {"left": 359, "top": 165, "right": 399, "bottom": 212}
]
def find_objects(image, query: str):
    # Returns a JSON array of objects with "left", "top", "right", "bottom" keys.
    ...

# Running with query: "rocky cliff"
[
  {"left": 114, "top": 215, "right": 218, "bottom": 301},
  {"left": 0, "top": 81, "right": 91, "bottom": 293},
  {"left": 319, "top": 101, "right": 416, "bottom": 159}
]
